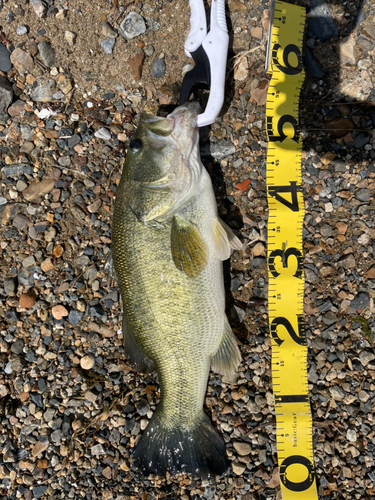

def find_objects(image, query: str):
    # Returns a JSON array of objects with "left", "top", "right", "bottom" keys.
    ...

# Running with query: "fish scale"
[{"left": 113, "top": 189, "right": 223, "bottom": 421}]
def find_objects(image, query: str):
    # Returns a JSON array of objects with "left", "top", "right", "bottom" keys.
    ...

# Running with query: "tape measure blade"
[{"left": 266, "top": 2, "right": 318, "bottom": 499}]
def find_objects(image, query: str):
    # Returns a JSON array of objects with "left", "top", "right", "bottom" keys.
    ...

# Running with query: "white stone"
[
  {"left": 65, "top": 31, "right": 77, "bottom": 47},
  {"left": 357, "top": 233, "right": 370, "bottom": 245},
  {"left": 37, "top": 108, "right": 57, "bottom": 119},
  {"left": 91, "top": 444, "right": 105, "bottom": 455},
  {"left": 95, "top": 128, "right": 111, "bottom": 140},
  {"left": 346, "top": 429, "right": 357, "bottom": 442},
  {"left": 234, "top": 57, "right": 248, "bottom": 81}
]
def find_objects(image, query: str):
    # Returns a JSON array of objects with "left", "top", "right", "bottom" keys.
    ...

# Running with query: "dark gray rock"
[
  {"left": 50, "top": 429, "right": 63, "bottom": 444},
  {"left": 253, "top": 257, "right": 266, "bottom": 269},
  {"left": 4, "top": 279, "right": 16, "bottom": 296},
  {"left": 60, "top": 190, "right": 70, "bottom": 203},
  {"left": 151, "top": 57, "right": 166, "bottom": 78},
  {"left": 304, "top": 48, "right": 324, "bottom": 78},
  {"left": 317, "top": 300, "right": 332, "bottom": 313},
  {"left": 38, "top": 378, "right": 46, "bottom": 391},
  {"left": 17, "top": 269, "right": 35, "bottom": 286},
  {"left": 232, "top": 305, "right": 246, "bottom": 323},
  {"left": 230, "top": 277, "right": 240, "bottom": 292},
  {"left": 5, "top": 309, "right": 18, "bottom": 321},
  {"left": 320, "top": 476, "right": 329, "bottom": 488},
  {"left": 0, "top": 42, "right": 12, "bottom": 71},
  {"left": 308, "top": 0, "right": 338, "bottom": 41},
  {"left": 103, "top": 92, "right": 114, "bottom": 101},
  {"left": 37, "top": 42, "right": 57, "bottom": 67},
  {"left": 32, "top": 486, "right": 47, "bottom": 499},
  {"left": 351, "top": 292, "right": 370, "bottom": 311},
  {"left": 355, "top": 8, "right": 366, "bottom": 27},
  {"left": 68, "top": 309, "right": 83, "bottom": 325},
  {"left": 30, "top": 393, "right": 43, "bottom": 407},
  {"left": 320, "top": 223, "right": 332, "bottom": 237},
  {"left": 67, "top": 134, "right": 81, "bottom": 148},
  {"left": 90, "top": 304, "right": 104, "bottom": 317},
  {"left": 351, "top": 132, "right": 369, "bottom": 148},
  {"left": 25, "top": 349, "right": 37, "bottom": 362},
  {"left": 3, "top": 163, "right": 33, "bottom": 177},
  {"left": 120, "top": 12, "right": 146, "bottom": 39},
  {"left": 323, "top": 312, "right": 337, "bottom": 326},
  {"left": 76, "top": 255, "right": 90, "bottom": 266},
  {"left": 136, "top": 398, "right": 150, "bottom": 416},
  {"left": 305, "top": 268, "right": 318, "bottom": 283},
  {"left": 0, "top": 75, "right": 13, "bottom": 121},
  {"left": 11, "top": 339, "right": 24, "bottom": 354},
  {"left": 6, "top": 9, "right": 15, "bottom": 23},
  {"left": 13, "top": 214, "right": 29, "bottom": 230},
  {"left": 355, "top": 188, "right": 371, "bottom": 202}
]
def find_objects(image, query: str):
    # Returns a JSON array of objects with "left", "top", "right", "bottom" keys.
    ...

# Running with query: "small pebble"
[
  {"left": 80, "top": 355, "right": 95, "bottom": 370},
  {"left": 152, "top": 57, "right": 166, "bottom": 78},
  {"left": 346, "top": 429, "right": 357, "bottom": 443},
  {"left": 19, "top": 291, "right": 37, "bottom": 308},
  {"left": 38, "top": 42, "right": 57, "bottom": 68},
  {"left": 10, "top": 339, "right": 24, "bottom": 354},
  {"left": 233, "top": 442, "right": 251, "bottom": 456},
  {"left": 51, "top": 305, "right": 68, "bottom": 319},
  {"left": 65, "top": 31, "right": 76, "bottom": 46},
  {"left": 16, "top": 25, "right": 28, "bottom": 35},
  {"left": 120, "top": 12, "right": 146, "bottom": 39},
  {"left": 232, "top": 462, "right": 246, "bottom": 475},
  {"left": 102, "top": 22, "right": 117, "bottom": 38},
  {"left": 101, "top": 38, "right": 116, "bottom": 55},
  {"left": 145, "top": 45, "right": 154, "bottom": 56},
  {"left": 30, "top": 0, "right": 47, "bottom": 18}
]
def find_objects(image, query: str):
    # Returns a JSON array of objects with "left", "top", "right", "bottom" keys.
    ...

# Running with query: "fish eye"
[{"left": 129, "top": 138, "right": 143, "bottom": 153}]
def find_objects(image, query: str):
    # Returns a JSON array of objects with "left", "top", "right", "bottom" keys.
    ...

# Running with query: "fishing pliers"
[{"left": 179, "top": 0, "right": 229, "bottom": 127}]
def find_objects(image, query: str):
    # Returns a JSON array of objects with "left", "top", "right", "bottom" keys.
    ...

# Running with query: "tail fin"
[{"left": 132, "top": 411, "right": 228, "bottom": 477}]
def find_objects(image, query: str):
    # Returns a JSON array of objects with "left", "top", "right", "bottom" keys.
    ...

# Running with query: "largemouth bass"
[{"left": 110, "top": 102, "right": 242, "bottom": 477}]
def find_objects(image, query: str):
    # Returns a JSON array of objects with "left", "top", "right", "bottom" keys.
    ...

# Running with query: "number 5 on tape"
[{"left": 265, "top": 2, "right": 319, "bottom": 499}]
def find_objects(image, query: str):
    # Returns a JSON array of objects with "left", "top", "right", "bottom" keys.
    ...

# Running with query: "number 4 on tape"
[{"left": 265, "top": 2, "right": 319, "bottom": 500}]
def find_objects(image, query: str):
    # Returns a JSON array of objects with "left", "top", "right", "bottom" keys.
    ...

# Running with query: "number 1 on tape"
[{"left": 265, "top": 2, "right": 318, "bottom": 499}]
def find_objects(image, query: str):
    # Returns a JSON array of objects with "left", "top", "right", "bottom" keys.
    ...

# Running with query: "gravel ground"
[{"left": 0, "top": 0, "right": 375, "bottom": 499}]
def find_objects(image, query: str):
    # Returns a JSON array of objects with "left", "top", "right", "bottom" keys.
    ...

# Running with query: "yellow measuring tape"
[{"left": 265, "top": 2, "right": 318, "bottom": 498}]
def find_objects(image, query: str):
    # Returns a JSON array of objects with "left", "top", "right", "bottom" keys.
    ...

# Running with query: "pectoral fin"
[
  {"left": 122, "top": 315, "right": 155, "bottom": 374},
  {"left": 213, "top": 217, "right": 243, "bottom": 261},
  {"left": 171, "top": 215, "right": 209, "bottom": 278},
  {"left": 211, "top": 316, "right": 241, "bottom": 376}
]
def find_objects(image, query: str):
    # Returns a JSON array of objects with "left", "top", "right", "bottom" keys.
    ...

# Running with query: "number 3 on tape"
[{"left": 266, "top": 2, "right": 319, "bottom": 500}]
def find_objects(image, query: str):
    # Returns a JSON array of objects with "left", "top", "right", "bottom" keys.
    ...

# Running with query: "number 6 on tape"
[{"left": 265, "top": 2, "right": 319, "bottom": 499}]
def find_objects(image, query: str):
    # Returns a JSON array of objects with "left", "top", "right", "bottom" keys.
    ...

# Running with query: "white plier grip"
[{"left": 181, "top": 0, "right": 229, "bottom": 127}]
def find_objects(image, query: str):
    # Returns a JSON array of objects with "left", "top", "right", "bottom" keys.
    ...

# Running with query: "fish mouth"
[
  {"left": 167, "top": 102, "right": 200, "bottom": 159},
  {"left": 140, "top": 102, "right": 202, "bottom": 221}
]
